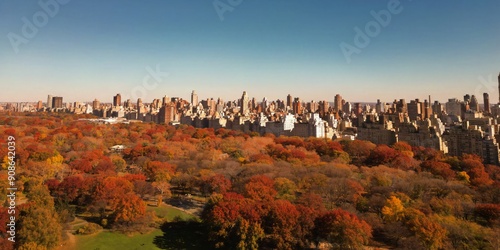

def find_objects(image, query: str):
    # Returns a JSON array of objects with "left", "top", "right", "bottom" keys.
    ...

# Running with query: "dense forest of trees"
[{"left": 1, "top": 112, "right": 500, "bottom": 249}]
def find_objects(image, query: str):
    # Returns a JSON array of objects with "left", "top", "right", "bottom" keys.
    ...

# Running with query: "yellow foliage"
[
  {"left": 46, "top": 153, "right": 64, "bottom": 165},
  {"left": 381, "top": 195, "right": 405, "bottom": 222},
  {"left": 457, "top": 171, "right": 470, "bottom": 183}
]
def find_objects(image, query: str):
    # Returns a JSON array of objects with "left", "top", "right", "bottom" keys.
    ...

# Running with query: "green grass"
[
  {"left": 76, "top": 230, "right": 163, "bottom": 250},
  {"left": 147, "top": 205, "right": 196, "bottom": 221},
  {"left": 75, "top": 206, "right": 197, "bottom": 250}
]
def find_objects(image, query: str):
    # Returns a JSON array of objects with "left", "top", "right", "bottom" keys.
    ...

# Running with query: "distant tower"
[
  {"left": 52, "top": 97, "right": 63, "bottom": 109},
  {"left": 162, "top": 95, "right": 169, "bottom": 106},
  {"left": 286, "top": 94, "right": 292, "bottom": 109},
  {"left": 92, "top": 99, "right": 100, "bottom": 110},
  {"left": 137, "top": 98, "right": 143, "bottom": 118},
  {"left": 470, "top": 95, "right": 479, "bottom": 111},
  {"left": 241, "top": 91, "right": 249, "bottom": 114},
  {"left": 484, "top": 93, "right": 491, "bottom": 113},
  {"left": 334, "top": 94, "right": 343, "bottom": 112},
  {"left": 191, "top": 90, "right": 198, "bottom": 106},
  {"left": 47, "top": 95, "right": 53, "bottom": 109},
  {"left": 464, "top": 94, "right": 471, "bottom": 104},
  {"left": 113, "top": 94, "right": 121, "bottom": 107}
]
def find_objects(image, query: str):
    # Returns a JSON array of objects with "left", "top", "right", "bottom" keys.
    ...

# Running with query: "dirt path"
[{"left": 56, "top": 231, "right": 76, "bottom": 250}]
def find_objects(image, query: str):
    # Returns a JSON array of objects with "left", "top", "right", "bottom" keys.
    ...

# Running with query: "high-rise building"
[
  {"left": 464, "top": 94, "right": 471, "bottom": 104},
  {"left": 113, "top": 94, "right": 121, "bottom": 107},
  {"left": 125, "top": 99, "right": 132, "bottom": 109},
  {"left": 375, "top": 99, "right": 384, "bottom": 113},
  {"left": 354, "top": 103, "right": 362, "bottom": 116},
  {"left": 407, "top": 99, "right": 422, "bottom": 121},
  {"left": 343, "top": 102, "right": 352, "bottom": 114},
  {"left": 432, "top": 101, "right": 443, "bottom": 116},
  {"left": 240, "top": 91, "right": 249, "bottom": 114},
  {"left": 293, "top": 98, "right": 302, "bottom": 115},
  {"left": 286, "top": 94, "right": 292, "bottom": 109},
  {"left": 36, "top": 101, "right": 43, "bottom": 110},
  {"left": 498, "top": 72, "right": 500, "bottom": 103},
  {"left": 445, "top": 98, "right": 462, "bottom": 116},
  {"left": 162, "top": 95, "right": 169, "bottom": 106},
  {"left": 484, "top": 93, "right": 491, "bottom": 113},
  {"left": 52, "top": 97, "right": 63, "bottom": 109},
  {"left": 470, "top": 95, "right": 479, "bottom": 111},
  {"left": 395, "top": 99, "right": 407, "bottom": 113},
  {"left": 47, "top": 95, "right": 53, "bottom": 109},
  {"left": 92, "top": 99, "right": 100, "bottom": 110},
  {"left": 334, "top": 94, "right": 343, "bottom": 112},
  {"left": 191, "top": 90, "right": 198, "bottom": 106},
  {"left": 159, "top": 104, "right": 175, "bottom": 124}
]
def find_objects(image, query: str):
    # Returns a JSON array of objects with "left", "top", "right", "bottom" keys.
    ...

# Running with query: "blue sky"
[{"left": 0, "top": 0, "right": 499, "bottom": 103}]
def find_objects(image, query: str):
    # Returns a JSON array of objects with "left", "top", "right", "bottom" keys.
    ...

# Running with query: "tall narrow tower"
[
  {"left": 113, "top": 94, "right": 121, "bottom": 107},
  {"left": 498, "top": 72, "right": 500, "bottom": 103},
  {"left": 484, "top": 93, "right": 490, "bottom": 113},
  {"left": 241, "top": 91, "right": 249, "bottom": 114},
  {"left": 191, "top": 90, "right": 198, "bottom": 106}
]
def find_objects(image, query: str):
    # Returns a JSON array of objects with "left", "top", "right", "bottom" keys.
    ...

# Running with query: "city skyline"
[{"left": 1, "top": 1, "right": 500, "bottom": 102}]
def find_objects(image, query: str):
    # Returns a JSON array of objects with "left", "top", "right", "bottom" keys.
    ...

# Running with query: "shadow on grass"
[{"left": 154, "top": 220, "right": 212, "bottom": 250}]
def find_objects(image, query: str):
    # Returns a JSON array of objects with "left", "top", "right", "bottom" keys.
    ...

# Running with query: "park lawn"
[
  {"left": 76, "top": 230, "right": 163, "bottom": 250},
  {"left": 147, "top": 204, "right": 196, "bottom": 221},
  {"left": 75, "top": 206, "right": 196, "bottom": 250}
]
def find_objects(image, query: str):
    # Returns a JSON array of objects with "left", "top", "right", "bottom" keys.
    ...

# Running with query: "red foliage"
[
  {"left": 122, "top": 174, "right": 147, "bottom": 183},
  {"left": 296, "top": 193, "right": 326, "bottom": 212},
  {"left": 421, "top": 160, "right": 455, "bottom": 181},
  {"left": 56, "top": 175, "right": 86, "bottom": 203},
  {"left": 201, "top": 174, "right": 232, "bottom": 195},
  {"left": 367, "top": 144, "right": 398, "bottom": 166},
  {"left": 314, "top": 209, "right": 372, "bottom": 248},
  {"left": 461, "top": 155, "right": 493, "bottom": 187},
  {"left": 261, "top": 199, "right": 300, "bottom": 249},
  {"left": 474, "top": 203, "right": 500, "bottom": 225},
  {"left": 244, "top": 175, "right": 277, "bottom": 202}
]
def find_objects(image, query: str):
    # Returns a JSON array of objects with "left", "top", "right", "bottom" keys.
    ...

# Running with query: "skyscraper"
[
  {"left": 162, "top": 95, "right": 169, "bottom": 106},
  {"left": 191, "top": 90, "right": 198, "bottom": 106},
  {"left": 113, "top": 94, "right": 121, "bottom": 107},
  {"left": 47, "top": 95, "right": 53, "bottom": 109},
  {"left": 334, "top": 94, "right": 343, "bottom": 112},
  {"left": 52, "top": 97, "right": 63, "bottom": 109},
  {"left": 92, "top": 99, "right": 100, "bottom": 110},
  {"left": 470, "top": 95, "right": 479, "bottom": 111},
  {"left": 241, "top": 91, "right": 249, "bottom": 114},
  {"left": 498, "top": 72, "right": 500, "bottom": 103},
  {"left": 484, "top": 93, "right": 491, "bottom": 113},
  {"left": 286, "top": 94, "right": 292, "bottom": 109}
]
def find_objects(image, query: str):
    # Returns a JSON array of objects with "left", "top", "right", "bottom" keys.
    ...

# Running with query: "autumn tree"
[
  {"left": 273, "top": 177, "right": 297, "bottom": 201},
  {"left": 17, "top": 184, "right": 62, "bottom": 249},
  {"left": 342, "top": 140, "right": 376, "bottom": 165},
  {"left": 243, "top": 175, "right": 277, "bottom": 202},
  {"left": 367, "top": 144, "right": 398, "bottom": 166},
  {"left": 313, "top": 209, "right": 372, "bottom": 249},
  {"left": 261, "top": 200, "right": 300, "bottom": 249},
  {"left": 200, "top": 174, "right": 232, "bottom": 196},
  {"left": 381, "top": 195, "right": 405, "bottom": 222},
  {"left": 403, "top": 208, "right": 447, "bottom": 250}
]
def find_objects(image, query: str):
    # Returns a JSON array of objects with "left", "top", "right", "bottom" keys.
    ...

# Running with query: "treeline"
[{"left": 0, "top": 113, "right": 499, "bottom": 249}]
